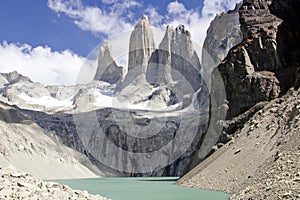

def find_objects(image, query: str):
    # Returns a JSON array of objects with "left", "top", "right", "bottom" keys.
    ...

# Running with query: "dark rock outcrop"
[
  {"left": 94, "top": 42, "right": 124, "bottom": 84},
  {"left": 212, "top": 0, "right": 284, "bottom": 119}
]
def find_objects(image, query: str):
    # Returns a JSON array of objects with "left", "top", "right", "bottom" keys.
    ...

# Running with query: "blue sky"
[{"left": 0, "top": 0, "right": 241, "bottom": 85}]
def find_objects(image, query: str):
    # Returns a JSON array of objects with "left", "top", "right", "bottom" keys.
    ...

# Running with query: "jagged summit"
[
  {"left": 202, "top": 2, "right": 242, "bottom": 89},
  {"left": 116, "top": 16, "right": 204, "bottom": 108},
  {"left": 146, "top": 23, "right": 201, "bottom": 92},
  {"left": 135, "top": 15, "right": 150, "bottom": 28},
  {"left": 98, "top": 42, "right": 112, "bottom": 58}
]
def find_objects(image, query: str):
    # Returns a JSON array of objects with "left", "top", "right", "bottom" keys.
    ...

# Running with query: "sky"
[{"left": 0, "top": 0, "right": 241, "bottom": 85}]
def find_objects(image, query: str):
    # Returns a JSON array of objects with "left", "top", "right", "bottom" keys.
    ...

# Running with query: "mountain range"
[{"left": 0, "top": 0, "right": 299, "bottom": 199}]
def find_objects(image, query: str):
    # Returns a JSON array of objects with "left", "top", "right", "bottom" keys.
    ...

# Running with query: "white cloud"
[
  {"left": 101, "top": 0, "right": 118, "bottom": 4},
  {"left": 167, "top": 1, "right": 187, "bottom": 14},
  {"left": 0, "top": 41, "right": 85, "bottom": 85},
  {"left": 145, "top": 6, "right": 163, "bottom": 27},
  {"left": 47, "top": 0, "right": 141, "bottom": 36},
  {"left": 202, "top": 0, "right": 241, "bottom": 17}
]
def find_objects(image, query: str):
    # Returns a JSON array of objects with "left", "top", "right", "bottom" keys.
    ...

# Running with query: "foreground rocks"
[{"left": 0, "top": 167, "right": 109, "bottom": 200}]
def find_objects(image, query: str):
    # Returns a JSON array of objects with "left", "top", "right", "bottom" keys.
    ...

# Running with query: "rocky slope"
[
  {"left": 178, "top": 88, "right": 299, "bottom": 199},
  {"left": 0, "top": 167, "right": 108, "bottom": 200},
  {"left": 0, "top": 101, "right": 104, "bottom": 179}
]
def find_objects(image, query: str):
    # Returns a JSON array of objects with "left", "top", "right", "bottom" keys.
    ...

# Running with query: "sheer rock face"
[
  {"left": 213, "top": 0, "right": 284, "bottom": 119},
  {"left": 115, "top": 16, "right": 155, "bottom": 101},
  {"left": 128, "top": 15, "right": 155, "bottom": 72},
  {"left": 94, "top": 42, "right": 124, "bottom": 84},
  {"left": 147, "top": 25, "right": 202, "bottom": 91},
  {"left": 202, "top": 3, "right": 243, "bottom": 87}
]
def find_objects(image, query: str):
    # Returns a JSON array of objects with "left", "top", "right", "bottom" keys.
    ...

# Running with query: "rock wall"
[{"left": 24, "top": 107, "right": 209, "bottom": 176}]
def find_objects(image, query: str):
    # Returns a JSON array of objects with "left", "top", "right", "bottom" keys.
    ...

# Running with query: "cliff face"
[
  {"left": 114, "top": 16, "right": 155, "bottom": 102},
  {"left": 128, "top": 15, "right": 155, "bottom": 71},
  {"left": 202, "top": 3, "right": 243, "bottom": 87},
  {"left": 147, "top": 25, "right": 202, "bottom": 91}
]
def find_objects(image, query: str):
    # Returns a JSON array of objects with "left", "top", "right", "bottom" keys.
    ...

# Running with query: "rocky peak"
[
  {"left": 147, "top": 24, "right": 201, "bottom": 91},
  {"left": 162, "top": 25, "right": 194, "bottom": 59},
  {"left": 128, "top": 15, "right": 155, "bottom": 72},
  {"left": 98, "top": 42, "right": 112, "bottom": 60},
  {"left": 135, "top": 15, "right": 150, "bottom": 28},
  {"left": 94, "top": 42, "right": 124, "bottom": 84},
  {"left": 1, "top": 71, "right": 32, "bottom": 85}
]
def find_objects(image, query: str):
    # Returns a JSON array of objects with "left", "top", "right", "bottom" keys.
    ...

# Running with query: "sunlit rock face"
[
  {"left": 94, "top": 42, "right": 124, "bottom": 84},
  {"left": 128, "top": 15, "right": 156, "bottom": 72},
  {"left": 147, "top": 25, "right": 202, "bottom": 91}
]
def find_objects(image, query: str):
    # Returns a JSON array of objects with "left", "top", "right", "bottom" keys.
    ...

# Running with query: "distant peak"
[
  {"left": 101, "top": 42, "right": 112, "bottom": 53},
  {"left": 141, "top": 15, "right": 148, "bottom": 21},
  {"left": 135, "top": 15, "right": 150, "bottom": 28},
  {"left": 99, "top": 42, "right": 113, "bottom": 59}
]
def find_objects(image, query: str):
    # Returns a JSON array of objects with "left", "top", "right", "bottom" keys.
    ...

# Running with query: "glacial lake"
[{"left": 53, "top": 177, "right": 230, "bottom": 200}]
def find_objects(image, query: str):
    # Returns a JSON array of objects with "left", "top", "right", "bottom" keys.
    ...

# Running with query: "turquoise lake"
[{"left": 53, "top": 177, "right": 230, "bottom": 200}]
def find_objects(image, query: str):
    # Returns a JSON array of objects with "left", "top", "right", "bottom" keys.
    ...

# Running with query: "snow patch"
[{"left": 18, "top": 93, "right": 73, "bottom": 108}]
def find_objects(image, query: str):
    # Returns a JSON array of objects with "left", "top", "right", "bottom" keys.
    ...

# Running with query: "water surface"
[{"left": 53, "top": 177, "right": 230, "bottom": 200}]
